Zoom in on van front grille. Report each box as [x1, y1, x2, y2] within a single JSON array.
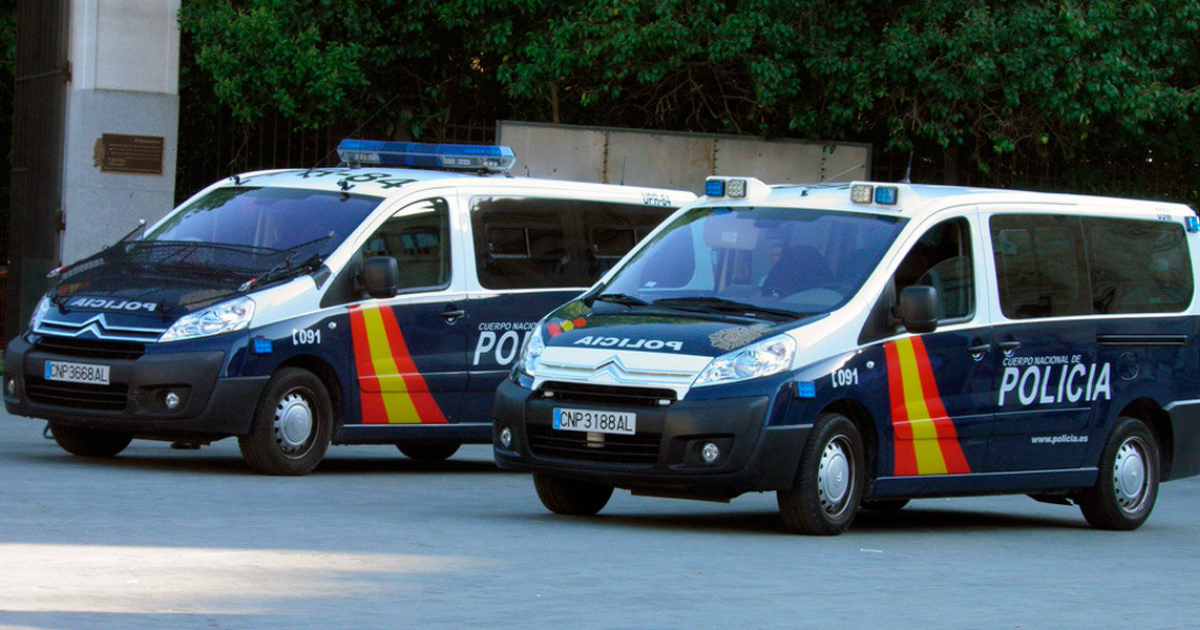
[[539, 381, 676, 407], [25, 377, 129, 412], [35, 336, 145, 361], [528, 424, 660, 465]]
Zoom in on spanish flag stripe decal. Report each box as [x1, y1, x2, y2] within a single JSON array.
[[360, 306, 422, 424], [910, 337, 970, 473], [374, 304, 447, 424], [348, 305, 446, 425], [883, 340, 919, 476], [349, 306, 390, 424], [885, 337, 971, 476]]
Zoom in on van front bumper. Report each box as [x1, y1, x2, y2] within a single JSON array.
[[492, 379, 809, 498], [3, 335, 266, 440]]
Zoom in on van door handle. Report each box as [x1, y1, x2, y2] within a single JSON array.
[[967, 342, 991, 355], [439, 308, 466, 324], [998, 340, 1021, 353]]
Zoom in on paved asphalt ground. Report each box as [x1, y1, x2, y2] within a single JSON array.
[[1, 409, 1198, 630]]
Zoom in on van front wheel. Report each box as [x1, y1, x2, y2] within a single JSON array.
[[238, 368, 332, 476], [778, 413, 865, 535], [49, 422, 132, 457], [533, 473, 613, 516], [1077, 417, 1159, 530]]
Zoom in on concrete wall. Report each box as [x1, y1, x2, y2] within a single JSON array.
[[61, 0, 180, 264], [497, 121, 872, 195]]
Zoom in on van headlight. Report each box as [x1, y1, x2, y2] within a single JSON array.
[[693, 335, 797, 387], [515, 325, 547, 377], [29, 296, 51, 331], [159, 297, 255, 342]]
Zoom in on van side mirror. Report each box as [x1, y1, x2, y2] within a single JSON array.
[[896, 285, 939, 334], [362, 256, 400, 298]]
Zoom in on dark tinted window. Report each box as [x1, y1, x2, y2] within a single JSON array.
[[1087, 217, 1193, 314], [990, 214, 1192, 318], [991, 215, 1090, 319], [471, 196, 676, 289]]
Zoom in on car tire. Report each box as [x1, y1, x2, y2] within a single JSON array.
[[861, 498, 910, 511], [778, 412, 865, 535], [1077, 417, 1159, 531], [238, 367, 333, 476], [533, 472, 614, 516], [397, 442, 461, 462], [48, 422, 132, 457]]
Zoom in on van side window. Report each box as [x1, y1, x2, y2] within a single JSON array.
[[990, 214, 1193, 318], [584, 202, 668, 278], [1087, 217, 1193, 314], [471, 197, 673, 289], [990, 215, 1090, 318], [363, 198, 451, 292], [472, 197, 574, 289], [894, 218, 974, 320]]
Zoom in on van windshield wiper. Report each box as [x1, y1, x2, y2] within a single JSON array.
[[595, 293, 650, 307], [236, 232, 336, 291], [652, 297, 801, 322]]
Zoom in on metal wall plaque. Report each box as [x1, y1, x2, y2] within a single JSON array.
[[93, 133, 164, 175]]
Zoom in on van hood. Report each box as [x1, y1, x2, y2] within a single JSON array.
[[47, 238, 324, 321], [540, 299, 819, 359], [52, 274, 234, 319]]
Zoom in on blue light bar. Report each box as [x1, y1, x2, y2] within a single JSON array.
[[874, 186, 899, 205], [1188, 216, 1199, 233], [337, 139, 515, 171], [705, 178, 726, 197]]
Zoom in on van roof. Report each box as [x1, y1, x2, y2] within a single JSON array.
[[218, 166, 697, 205], [700, 177, 1195, 220]]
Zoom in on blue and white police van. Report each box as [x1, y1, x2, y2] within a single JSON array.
[[3, 140, 694, 475], [493, 177, 1200, 534]]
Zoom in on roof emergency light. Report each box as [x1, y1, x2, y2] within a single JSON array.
[[851, 183, 900, 206], [337, 139, 516, 172], [704, 176, 770, 202]]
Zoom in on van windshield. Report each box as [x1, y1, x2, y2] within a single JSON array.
[[49, 187, 384, 313], [600, 206, 907, 318], [147, 186, 380, 252]]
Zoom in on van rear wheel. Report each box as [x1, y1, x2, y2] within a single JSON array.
[[238, 368, 332, 476], [48, 422, 132, 457], [533, 473, 613, 516], [861, 498, 909, 511], [397, 442, 461, 462], [1077, 417, 1159, 530], [778, 412, 865, 535]]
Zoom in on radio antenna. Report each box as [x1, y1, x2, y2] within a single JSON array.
[[309, 94, 403, 173], [823, 162, 865, 183], [901, 151, 914, 184]]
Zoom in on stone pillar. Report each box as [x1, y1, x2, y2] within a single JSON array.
[[61, 0, 180, 264]]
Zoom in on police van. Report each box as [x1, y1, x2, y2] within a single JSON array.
[[3, 140, 695, 475], [493, 177, 1200, 534]]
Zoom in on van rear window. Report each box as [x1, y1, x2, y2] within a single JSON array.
[[990, 214, 1193, 318]]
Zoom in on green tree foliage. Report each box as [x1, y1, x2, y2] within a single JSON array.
[[179, 0, 1200, 195]]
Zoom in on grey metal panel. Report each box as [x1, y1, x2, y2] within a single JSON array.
[[497, 121, 872, 195]]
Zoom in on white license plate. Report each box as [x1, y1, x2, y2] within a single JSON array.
[[553, 407, 636, 435], [44, 360, 111, 386]]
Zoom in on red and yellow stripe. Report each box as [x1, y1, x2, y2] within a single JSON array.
[[883, 337, 970, 476], [349, 304, 446, 425]]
